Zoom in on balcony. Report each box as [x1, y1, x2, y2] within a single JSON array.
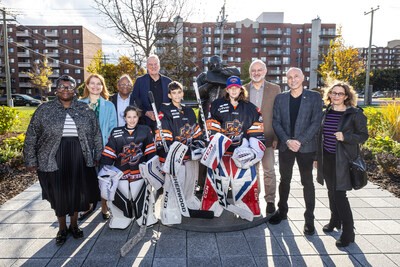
[[267, 60, 282, 66], [214, 49, 227, 55], [44, 31, 59, 37], [16, 41, 31, 47], [268, 70, 281, 75], [19, 82, 32, 88], [17, 52, 30, 58], [16, 31, 31, 37], [268, 50, 282, 55], [18, 73, 30, 78], [45, 41, 59, 47], [18, 62, 31, 67], [319, 40, 331, 46], [263, 40, 282, 46], [320, 31, 336, 37], [46, 52, 60, 58], [261, 29, 283, 36]]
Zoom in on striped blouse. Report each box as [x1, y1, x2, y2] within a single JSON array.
[[62, 113, 78, 137], [323, 109, 344, 153]]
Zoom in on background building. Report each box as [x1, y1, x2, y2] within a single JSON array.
[[0, 25, 101, 96], [155, 12, 336, 90], [358, 40, 400, 70]]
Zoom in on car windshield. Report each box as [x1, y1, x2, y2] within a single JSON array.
[[20, 94, 36, 100]]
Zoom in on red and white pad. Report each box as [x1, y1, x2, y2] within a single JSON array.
[[200, 133, 232, 169], [231, 163, 261, 217]]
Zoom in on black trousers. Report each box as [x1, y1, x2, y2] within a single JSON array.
[[323, 150, 354, 234], [278, 149, 315, 225]]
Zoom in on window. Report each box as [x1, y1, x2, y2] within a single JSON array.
[[33, 29, 38, 34], [72, 29, 80, 34], [63, 39, 68, 44], [261, 57, 266, 62], [252, 48, 259, 53], [236, 28, 241, 34], [74, 39, 80, 44], [236, 57, 241, 63], [297, 38, 302, 44], [77, 79, 81, 84], [254, 28, 259, 34], [8, 38, 13, 43], [74, 59, 81, 64], [64, 49, 69, 54], [74, 49, 80, 54], [235, 47, 241, 53], [189, 37, 197, 43], [64, 69, 70, 74], [34, 49, 39, 53], [64, 59, 69, 64], [282, 57, 290, 64], [75, 69, 81, 74], [10, 58, 14, 63], [43, 49, 48, 53], [307, 28, 312, 33], [307, 37, 311, 43], [9, 48, 14, 53], [252, 38, 259, 44], [11, 68, 15, 73], [296, 28, 303, 34], [34, 39, 39, 44], [235, 38, 241, 44], [63, 29, 68, 34]]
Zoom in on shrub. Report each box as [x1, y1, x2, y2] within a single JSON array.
[[381, 102, 400, 142], [375, 152, 400, 180], [0, 134, 25, 166], [364, 135, 400, 157], [0, 106, 20, 134]]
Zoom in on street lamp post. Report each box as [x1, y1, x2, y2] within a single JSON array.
[[364, 6, 380, 106]]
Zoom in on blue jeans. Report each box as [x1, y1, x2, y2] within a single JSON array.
[[278, 149, 315, 225]]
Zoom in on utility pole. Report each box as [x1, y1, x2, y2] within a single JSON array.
[[2, 8, 12, 106], [364, 6, 379, 106], [216, 0, 227, 59]]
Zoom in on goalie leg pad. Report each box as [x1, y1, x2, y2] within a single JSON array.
[[230, 163, 261, 217], [162, 142, 188, 176], [200, 168, 223, 217], [129, 179, 158, 226], [201, 133, 232, 169], [98, 165, 124, 201], [108, 180, 133, 229], [160, 176, 182, 225], [182, 161, 201, 210], [139, 155, 165, 190]]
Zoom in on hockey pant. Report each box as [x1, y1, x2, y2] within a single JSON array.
[[108, 178, 157, 229], [201, 155, 260, 217]]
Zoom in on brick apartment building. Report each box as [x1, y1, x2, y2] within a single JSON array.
[[155, 12, 336, 90], [0, 25, 101, 96], [358, 40, 400, 70]]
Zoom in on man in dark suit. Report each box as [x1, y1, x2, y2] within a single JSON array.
[[129, 55, 172, 131], [244, 59, 281, 215], [270, 67, 322, 236], [111, 74, 133, 127]]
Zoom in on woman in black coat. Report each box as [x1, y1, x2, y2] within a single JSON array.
[[316, 82, 368, 247]]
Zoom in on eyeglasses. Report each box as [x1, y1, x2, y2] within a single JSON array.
[[119, 83, 132, 87], [330, 92, 346, 97], [57, 85, 75, 91]]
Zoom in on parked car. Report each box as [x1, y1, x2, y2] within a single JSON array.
[[0, 94, 42, 106], [372, 91, 385, 98]]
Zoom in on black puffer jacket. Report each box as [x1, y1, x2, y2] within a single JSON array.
[[316, 106, 369, 191]]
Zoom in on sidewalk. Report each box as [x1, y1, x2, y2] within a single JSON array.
[[1, 158, 400, 267]]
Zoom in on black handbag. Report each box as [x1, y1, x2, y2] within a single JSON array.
[[343, 146, 368, 190]]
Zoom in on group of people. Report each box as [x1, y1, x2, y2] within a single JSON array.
[[23, 54, 368, 249]]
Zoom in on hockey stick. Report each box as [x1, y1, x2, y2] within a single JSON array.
[[193, 82, 210, 142], [212, 168, 254, 221], [148, 91, 169, 152], [120, 182, 152, 257]]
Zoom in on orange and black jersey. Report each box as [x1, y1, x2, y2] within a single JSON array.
[[156, 102, 203, 162], [207, 98, 265, 153], [100, 124, 156, 181]]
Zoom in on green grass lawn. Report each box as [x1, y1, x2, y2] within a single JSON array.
[[11, 107, 36, 133]]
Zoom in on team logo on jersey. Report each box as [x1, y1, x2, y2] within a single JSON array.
[[119, 142, 144, 166], [224, 119, 243, 145], [176, 123, 195, 145]]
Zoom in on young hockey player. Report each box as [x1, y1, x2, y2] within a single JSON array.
[[201, 76, 266, 219], [156, 81, 205, 224], [100, 106, 158, 229]]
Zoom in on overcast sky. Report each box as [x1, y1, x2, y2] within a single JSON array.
[[3, 0, 399, 62]]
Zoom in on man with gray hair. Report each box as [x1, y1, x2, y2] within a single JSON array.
[[244, 59, 281, 215], [111, 74, 134, 126]]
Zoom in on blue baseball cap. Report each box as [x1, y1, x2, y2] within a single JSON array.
[[226, 76, 242, 89]]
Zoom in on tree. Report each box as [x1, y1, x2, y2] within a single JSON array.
[[24, 57, 53, 100], [93, 0, 189, 63], [85, 54, 145, 95], [318, 28, 364, 86]]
